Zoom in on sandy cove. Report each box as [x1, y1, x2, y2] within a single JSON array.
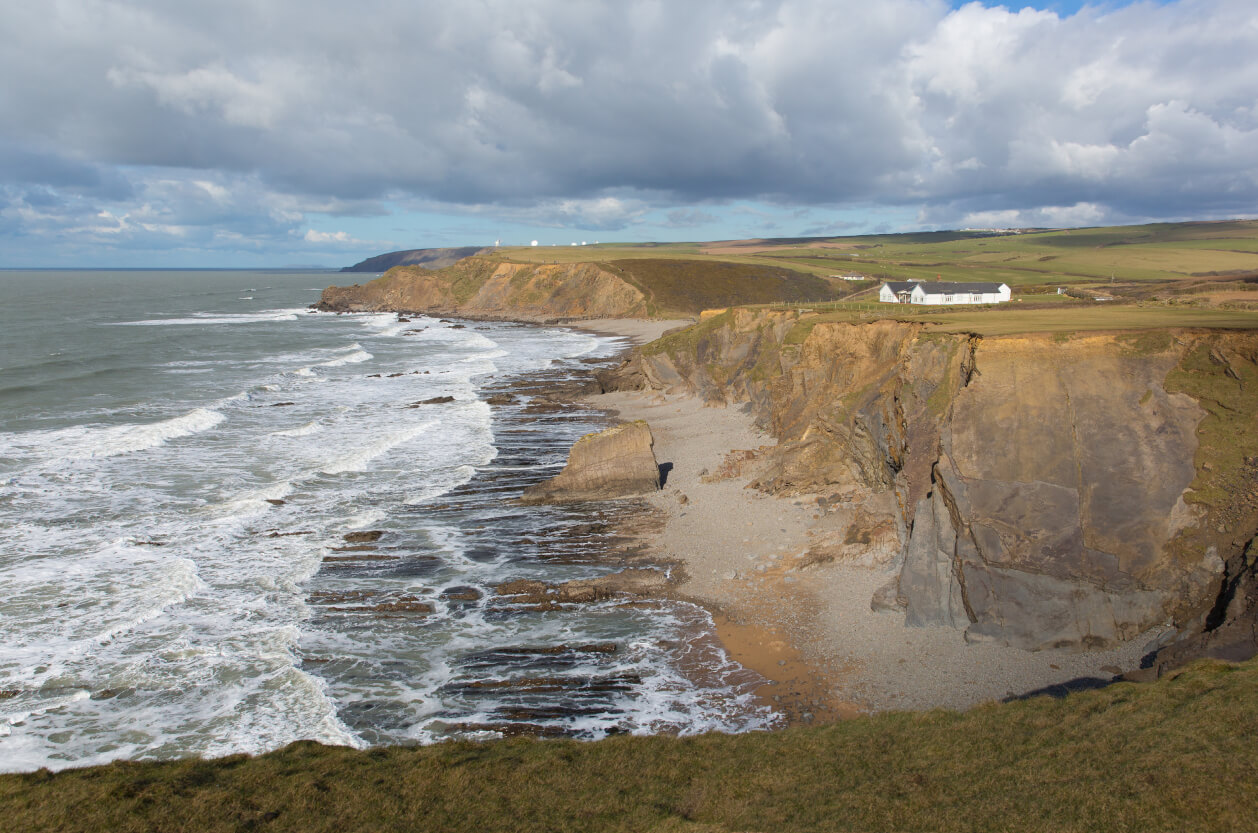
[[570, 319, 1166, 725]]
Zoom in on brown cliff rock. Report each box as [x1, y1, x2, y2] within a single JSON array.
[[904, 334, 1209, 650], [317, 256, 647, 322], [494, 569, 670, 605], [630, 308, 1258, 655], [519, 421, 662, 504]]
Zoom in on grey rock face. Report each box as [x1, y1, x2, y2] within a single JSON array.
[[899, 336, 1207, 651], [520, 421, 662, 504]]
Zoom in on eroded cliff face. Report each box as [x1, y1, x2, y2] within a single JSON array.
[[618, 309, 1258, 655], [910, 335, 1211, 650], [317, 257, 647, 321]]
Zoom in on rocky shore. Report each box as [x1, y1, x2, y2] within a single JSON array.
[[311, 306, 1258, 729], [562, 314, 1257, 720], [509, 319, 1150, 723], [591, 387, 1163, 716]]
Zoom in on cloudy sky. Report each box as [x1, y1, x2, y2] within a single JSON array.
[[2, 0, 1255, 267]]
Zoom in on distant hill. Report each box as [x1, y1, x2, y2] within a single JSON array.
[[318, 254, 842, 320], [340, 247, 490, 273]]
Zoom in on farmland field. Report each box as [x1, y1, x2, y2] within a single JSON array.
[[500, 220, 1258, 294]]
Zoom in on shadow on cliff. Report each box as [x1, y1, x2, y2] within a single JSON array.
[[1001, 675, 1118, 703], [658, 462, 673, 487]]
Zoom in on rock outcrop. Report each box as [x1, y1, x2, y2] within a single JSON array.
[[623, 308, 1258, 655], [319, 255, 837, 321], [495, 568, 670, 607], [900, 335, 1210, 650], [520, 421, 662, 504], [318, 256, 648, 322]]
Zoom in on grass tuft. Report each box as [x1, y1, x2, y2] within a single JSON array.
[[4, 658, 1257, 832]]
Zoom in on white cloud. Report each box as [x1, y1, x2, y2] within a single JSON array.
[[303, 229, 362, 244], [958, 202, 1108, 229], [2, 0, 1257, 260]]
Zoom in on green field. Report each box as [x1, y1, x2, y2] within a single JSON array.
[[744, 221, 1258, 288], [3, 658, 1255, 832], [501, 220, 1258, 291], [767, 299, 1258, 339], [605, 258, 839, 316]]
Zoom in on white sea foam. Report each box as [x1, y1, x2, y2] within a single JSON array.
[[342, 508, 388, 530], [88, 557, 204, 646], [462, 348, 509, 362], [195, 666, 366, 759], [419, 328, 499, 351], [319, 419, 437, 474], [403, 464, 478, 506], [0, 408, 227, 466], [110, 308, 307, 326], [317, 350, 372, 368], [0, 546, 204, 682], [213, 481, 295, 518], [83, 408, 226, 459], [1, 295, 749, 771], [270, 421, 321, 438]]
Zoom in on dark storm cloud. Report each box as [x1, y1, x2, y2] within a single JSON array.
[[1, 0, 1256, 255]]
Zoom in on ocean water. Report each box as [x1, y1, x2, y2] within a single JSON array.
[[0, 270, 774, 773]]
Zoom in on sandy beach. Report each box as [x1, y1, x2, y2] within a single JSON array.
[[567, 317, 693, 345], [576, 319, 1170, 724]]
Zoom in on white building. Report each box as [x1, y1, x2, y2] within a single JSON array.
[[879, 280, 1011, 305]]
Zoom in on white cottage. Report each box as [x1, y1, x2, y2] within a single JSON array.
[[879, 280, 1010, 305]]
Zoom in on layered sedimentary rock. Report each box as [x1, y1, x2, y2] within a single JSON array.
[[320, 254, 837, 321], [901, 336, 1209, 649], [318, 256, 647, 322], [520, 421, 662, 504], [621, 309, 1258, 655], [495, 568, 670, 606]]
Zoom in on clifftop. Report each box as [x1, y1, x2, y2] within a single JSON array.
[[317, 255, 838, 320]]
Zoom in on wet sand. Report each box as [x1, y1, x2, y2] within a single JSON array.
[[577, 321, 1169, 723], [567, 318, 692, 345]]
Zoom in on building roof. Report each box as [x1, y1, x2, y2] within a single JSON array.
[[882, 281, 1006, 294], [882, 281, 919, 294]]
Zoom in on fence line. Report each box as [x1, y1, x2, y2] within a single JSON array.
[[767, 299, 930, 318]]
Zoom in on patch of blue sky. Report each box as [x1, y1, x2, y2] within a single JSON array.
[[950, 0, 1168, 13]]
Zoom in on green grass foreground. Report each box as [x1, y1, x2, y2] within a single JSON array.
[[4, 659, 1257, 832]]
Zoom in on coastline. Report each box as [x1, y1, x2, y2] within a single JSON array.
[[563, 317, 693, 346], [571, 317, 1169, 724]]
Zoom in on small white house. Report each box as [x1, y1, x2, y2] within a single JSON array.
[[879, 280, 1011, 305]]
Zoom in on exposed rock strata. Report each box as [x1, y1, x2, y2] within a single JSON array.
[[620, 308, 1258, 655], [520, 421, 662, 504], [318, 256, 647, 322], [495, 568, 670, 607], [319, 254, 835, 321]]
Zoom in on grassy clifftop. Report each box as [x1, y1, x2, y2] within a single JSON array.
[[323, 220, 1258, 320], [318, 255, 839, 319], [496, 219, 1258, 292], [3, 657, 1255, 832], [606, 258, 836, 316]]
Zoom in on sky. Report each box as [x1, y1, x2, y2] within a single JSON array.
[[1, 0, 1254, 268]]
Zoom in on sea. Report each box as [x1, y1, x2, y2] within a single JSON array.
[[0, 269, 775, 773]]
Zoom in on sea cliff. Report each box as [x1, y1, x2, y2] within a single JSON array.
[[318, 256, 648, 321], [600, 308, 1258, 661], [316, 255, 838, 320]]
